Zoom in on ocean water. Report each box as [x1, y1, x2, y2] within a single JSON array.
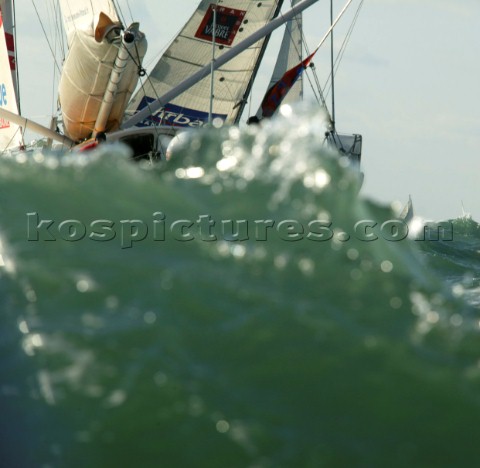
[[1, 108, 480, 467]]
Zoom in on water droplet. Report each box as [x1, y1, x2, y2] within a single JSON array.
[[450, 314, 463, 327], [274, 255, 288, 270], [18, 319, 29, 334], [426, 311, 439, 324], [216, 156, 238, 172], [380, 260, 393, 273], [298, 258, 314, 276], [212, 117, 224, 128], [154, 372, 168, 387], [347, 248, 359, 260], [105, 295, 119, 309], [216, 420, 230, 433], [280, 104, 293, 117], [232, 245, 246, 259], [350, 268, 362, 281], [144, 311, 157, 325], [390, 297, 402, 309], [105, 389, 127, 407], [452, 283, 464, 297]]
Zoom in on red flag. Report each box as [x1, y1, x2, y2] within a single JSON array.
[[260, 51, 316, 118]]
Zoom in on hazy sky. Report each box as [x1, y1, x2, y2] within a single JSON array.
[[12, 0, 480, 221]]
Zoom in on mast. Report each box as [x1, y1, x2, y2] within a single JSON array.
[[208, 4, 217, 125], [234, 0, 285, 124]]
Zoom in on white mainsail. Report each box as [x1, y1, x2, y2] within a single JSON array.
[[126, 0, 283, 129], [0, 4, 22, 150], [57, 0, 147, 141]]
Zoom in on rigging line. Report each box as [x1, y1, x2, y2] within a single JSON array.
[[330, 0, 335, 124], [256, 0, 304, 104], [296, 22, 325, 108], [12, 0, 21, 113], [2, 126, 21, 152], [124, 42, 147, 87], [307, 63, 327, 107], [143, 23, 184, 71], [286, 0, 325, 107], [284, 0, 304, 59], [298, 38, 327, 108], [324, 1, 362, 96], [323, 0, 363, 98], [112, 0, 127, 26], [46, 0, 58, 117], [53, 0, 65, 115], [131, 60, 167, 134], [30, 0, 62, 74], [53, 0, 66, 61], [125, 0, 134, 24]]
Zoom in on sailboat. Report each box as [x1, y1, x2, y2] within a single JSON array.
[[0, 0, 363, 167]]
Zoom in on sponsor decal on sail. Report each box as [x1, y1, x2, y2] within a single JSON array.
[[195, 5, 246, 46], [135, 97, 227, 128]]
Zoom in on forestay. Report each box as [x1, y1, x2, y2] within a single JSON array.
[[126, 0, 283, 129]]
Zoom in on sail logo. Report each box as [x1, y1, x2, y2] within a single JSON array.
[[0, 83, 10, 129], [195, 5, 246, 45], [0, 83, 7, 106], [135, 97, 226, 129]]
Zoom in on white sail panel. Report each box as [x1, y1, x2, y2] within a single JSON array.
[[127, 1, 282, 128], [0, 8, 22, 150], [0, 0, 18, 103], [58, 0, 119, 46]]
